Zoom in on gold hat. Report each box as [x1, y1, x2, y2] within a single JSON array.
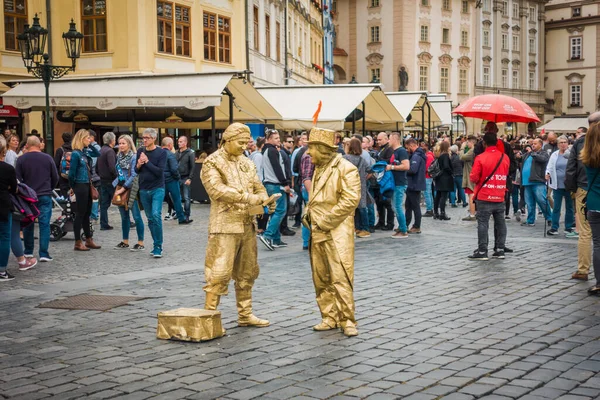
[[307, 127, 337, 149], [222, 123, 251, 143]]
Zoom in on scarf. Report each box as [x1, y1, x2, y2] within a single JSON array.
[[117, 150, 134, 177]]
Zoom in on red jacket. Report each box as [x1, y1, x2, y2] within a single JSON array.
[[425, 151, 435, 178], [470, 145, 510, 203]]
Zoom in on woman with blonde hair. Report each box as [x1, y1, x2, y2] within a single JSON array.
[[68, 129, 101, 251], [581, 123, 600, 295], [112, 135, 145, 251], [4, 134, 19, 167]]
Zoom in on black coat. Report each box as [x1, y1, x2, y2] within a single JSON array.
[[434, 153, 454, 192]]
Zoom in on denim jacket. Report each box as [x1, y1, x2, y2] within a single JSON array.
[[68, 147, 101, 187], [112, 154, 138, 189]]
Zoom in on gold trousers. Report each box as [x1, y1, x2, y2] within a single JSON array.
[[575, 188, 592, 274], [310, 239, 356, 328], [204, 224, 259, 295]]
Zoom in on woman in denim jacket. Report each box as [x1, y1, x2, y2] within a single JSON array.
[[112, 135, 145, 251], [68, 129, 101, 251]]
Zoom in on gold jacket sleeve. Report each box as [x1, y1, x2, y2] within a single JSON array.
[[317, 162, 361, 232], [201, 158, 250, 204]]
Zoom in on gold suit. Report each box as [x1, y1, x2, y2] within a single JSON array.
[[306, 153, 361, 333], [201, 138, 269, 327]]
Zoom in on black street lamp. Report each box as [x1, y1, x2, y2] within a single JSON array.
[[17, 14, 83, 154]]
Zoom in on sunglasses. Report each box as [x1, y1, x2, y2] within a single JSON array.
[[286, 140, 294, 143]]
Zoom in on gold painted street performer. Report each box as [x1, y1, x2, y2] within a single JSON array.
[[303, 127, 361, 337], [200, 123, 274, 328]]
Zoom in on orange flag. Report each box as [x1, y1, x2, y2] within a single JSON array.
[[312, 101, 322, 125]]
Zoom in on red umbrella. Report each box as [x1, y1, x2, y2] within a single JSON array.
[[452, 94, 540, 123]]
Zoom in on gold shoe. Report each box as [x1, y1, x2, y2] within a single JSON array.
[[343, 325, 358, 337], [313, 321, 337, 331], [238, 314, 270, 327]]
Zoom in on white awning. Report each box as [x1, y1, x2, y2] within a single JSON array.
[[384, 92, 441, 128], [537, 117, 589, 133], [429, 100, 453, 126], [2, 72, 281, 125], [256, 84, 404, 131]]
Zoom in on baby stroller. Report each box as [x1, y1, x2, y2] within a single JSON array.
[[50, 190, 94, 241]]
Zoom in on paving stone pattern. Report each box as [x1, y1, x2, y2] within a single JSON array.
[[1, 204, 599, 399]]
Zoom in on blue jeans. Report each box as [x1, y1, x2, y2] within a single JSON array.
[[449, 176, 466, 205], [301, 185, 310, 247], [165, 180, 185, 222], [119, 202, 144, 242], [0, 217, 11, 272], [357, 208, 369, 231], [511, 184, 520, 213], [180, 180, 192, 219], [139, 188, 165, 251], [425, 178, 433, 211], [393, 185, 408, 233], [264, 184, 286, 243], [100, 183, 115, 229], [23, 195, 52, 258], [11, 215, 24, 258], [551, 188, 575, 231], [367, 187, 376, 227], [524, 184, 551, 224]]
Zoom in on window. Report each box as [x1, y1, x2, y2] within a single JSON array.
[[253, 6, 259, 50], [419, 66, 428, 91], [420, 25, 429, 42], [529, 6, 536, 19], [502, 33, 508, 50], [442, 0, 450, 10], [502, 1, 508, 16], [512, 3, 519, 19], [512, 70, 518, 88], [371, 68, 381, 82], [421, 0, 429, 6], [483, 0, 490, 12], [529, 71, 535, 89], [332, 0, 337, 12], [4, 0, 27, 51], [370, 26, 380, 43], [370, 0, 380, 7], [157, 2, 190, 57], [203, 12, 231, 63], [81, 0, 107, 52], [483, 30, 490, 47], [461, 30, 468, 47], [440, 67, 449, 92], [570, 37, 582, 59], [512, 35, 519, 51], [265, 14, 271, 57], [483, 67, 490, 87], [502, 69, 508, 88], [462, 1, 469, 13], [529, 37, 535, 53], [572, 7, 581, 17], [442, 28, 450, 44], [459, 69, 468, 93], [570, 85, 581, 106], [276, 21, 281, 62]]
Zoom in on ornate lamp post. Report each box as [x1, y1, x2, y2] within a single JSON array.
[[17, 14, 83, 154]]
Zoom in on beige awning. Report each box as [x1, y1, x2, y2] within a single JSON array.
[[537, 117, 589, 133], [429, 99, 453, 126], [385, 92, 441, 127], [2, 72, 281, 126], [256, 84, 404, 131]]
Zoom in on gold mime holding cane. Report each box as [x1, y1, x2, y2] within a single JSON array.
[[200, 123, 277, 328], [304, 127, 361, 337]]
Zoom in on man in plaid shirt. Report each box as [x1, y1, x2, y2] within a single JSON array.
[[300, 151, 315, 250]]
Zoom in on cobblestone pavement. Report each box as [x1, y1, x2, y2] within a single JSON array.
[[1, 203, 599, 400]]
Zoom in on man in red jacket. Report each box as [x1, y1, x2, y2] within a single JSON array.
[[468, 132, 510, 261]]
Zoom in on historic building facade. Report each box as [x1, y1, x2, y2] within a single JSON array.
[[544, 0, 600, 118], [248, 0, 286, 86]]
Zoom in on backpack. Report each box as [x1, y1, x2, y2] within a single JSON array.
[[427, 158, 442, 179], [60, 151, 72, 179], [371, 161, 395, 199]]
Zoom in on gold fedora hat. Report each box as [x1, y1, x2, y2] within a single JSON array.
[[307, 127, 337, 149]]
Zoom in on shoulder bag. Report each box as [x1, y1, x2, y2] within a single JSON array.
[[83, 153, 99, 201]]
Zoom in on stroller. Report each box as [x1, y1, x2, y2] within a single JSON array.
[[50, 190, 94, 241]]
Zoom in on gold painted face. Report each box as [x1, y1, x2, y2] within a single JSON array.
[[307, 144, 333, 167], [223, 136, 250, 156]]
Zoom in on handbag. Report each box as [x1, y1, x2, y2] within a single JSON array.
[[112, 186, 130, 209], [427, 159, 442, 179], [83, 156, 99, 200]]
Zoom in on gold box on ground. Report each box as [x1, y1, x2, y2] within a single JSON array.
[[156, 308, 224, 342]]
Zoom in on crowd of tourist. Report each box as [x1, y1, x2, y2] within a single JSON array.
[[1, 121, 599, 296]]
